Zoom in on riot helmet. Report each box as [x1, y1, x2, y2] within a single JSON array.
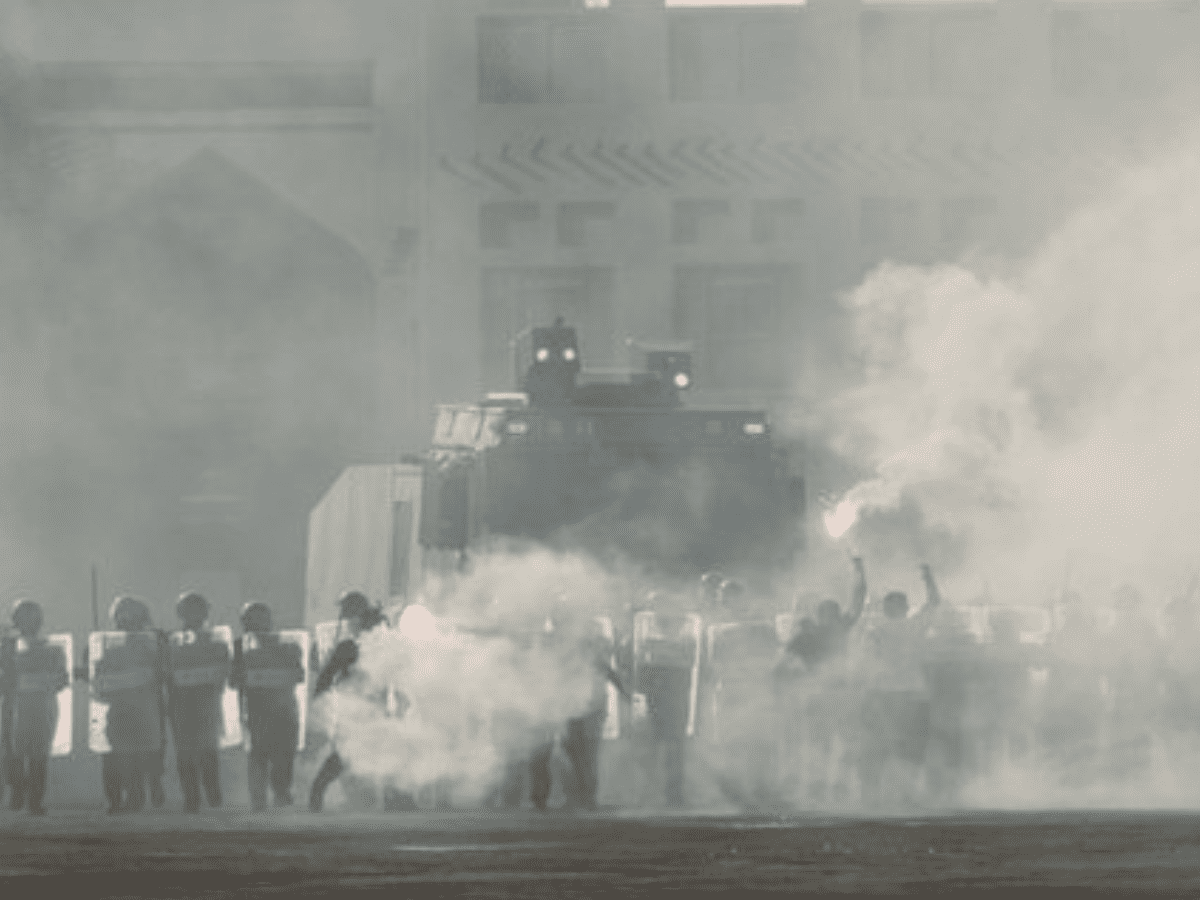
[[176, 592, 210, 629], [338, 590, 385, 633], [11, 598, 43, 637], [338, 590, 371, 621], [882, 591, 909, 620], [816, 599, 842, 627], [240, 601, 272, 633], [110, 595, 151, 631], [718, 579, 746, 606], [699, 571, 724, 601]]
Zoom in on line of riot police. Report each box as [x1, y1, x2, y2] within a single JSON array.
[[6, 567, 1197, 815], [0, 592, 311, 815]]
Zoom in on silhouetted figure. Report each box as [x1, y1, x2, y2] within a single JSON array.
[[859, 564, 942, 808], [232, 602, 305, 811], [168, 593, 229, 813], [308, 591, 387, 813], [95, 596, 167, 814], [2, 600, 69, 815]]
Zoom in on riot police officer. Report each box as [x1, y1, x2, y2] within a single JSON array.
[[231, 602, 305, 811], [1, 600, 69, 815], [96, 596, 168, 813], [308, 590, 387, 812], [168, 592, 230, 813]]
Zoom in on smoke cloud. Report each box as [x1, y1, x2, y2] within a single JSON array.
[[817, 126, 1200, 607], [314, 546, 623, 805]]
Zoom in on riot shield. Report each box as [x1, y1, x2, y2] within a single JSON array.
[[240, 630, 310, 752], [168, 625, 240, 749], [88, 631, 164, 756], [13, 634, 73, 757], [632, 611, 702, 738]]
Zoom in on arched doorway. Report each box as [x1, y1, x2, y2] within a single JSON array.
[[33, 148, 378, 625]]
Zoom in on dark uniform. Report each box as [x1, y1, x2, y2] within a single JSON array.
[[308, 591, 387, 812], [231, 602, 305, 811], [168, 593, 230, 813], [96, 596, 168, 814], [775, 558, 867, 802], [633, 610, 699, 808], [2, 601, 69, 814], [530, 621, 627, 812]]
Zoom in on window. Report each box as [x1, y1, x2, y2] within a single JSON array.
[[672, 199, 732, 244], [669, 12, 804, 102], [1051, 9, 1127, 95], [861, 8, 996, 98], [931, 10, 997, 97], [861, 11, 929, 97], [751, 199, 805, 244], [480, 201, 539, 250], [479, 17, 606, 104], [1050, 7, 1181, 97], [673, 264, 798, 390], [557, 201, 615, 248], [739, 17, 802, 102]]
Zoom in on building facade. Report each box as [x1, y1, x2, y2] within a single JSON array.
[[1, 0, 1196, 628]]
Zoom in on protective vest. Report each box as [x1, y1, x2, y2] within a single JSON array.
[[13, 639, 69, 696], [243, 636, 304, 690], [169, 630, 231, 688], [90, 631, 165, 754]]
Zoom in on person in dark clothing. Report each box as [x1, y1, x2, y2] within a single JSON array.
[[531, 619, 629, 812], [776, 557, 867, 802], [859, 564, 943, 808], [96, 596, 167, 814], [784, 557, 867, 671], [168, 593, 229, 813], [231, 602, 305, 811], [631, 609, 699, 808], [308, 591, 388, 813], [1, 600, 69, 815]]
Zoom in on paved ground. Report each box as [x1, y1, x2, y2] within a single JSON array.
[[4, 807, 1200, 897]]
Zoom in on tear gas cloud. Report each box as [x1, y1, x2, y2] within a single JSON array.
[[815, 126, 1200, 608], [315, 547, 622, 804], [325, 130, 1200, 813]]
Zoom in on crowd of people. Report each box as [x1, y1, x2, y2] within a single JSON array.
[[1, 560, 1198, 815]]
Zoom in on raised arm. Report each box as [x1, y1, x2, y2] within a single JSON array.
[[915, 564, 943, 624], [843, 557, 868, 627]]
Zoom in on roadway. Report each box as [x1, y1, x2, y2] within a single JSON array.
[[4, 807, 1200, 897]]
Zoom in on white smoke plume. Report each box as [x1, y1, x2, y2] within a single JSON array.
[[819, 129, 1200, 607], [314, 546, 625, 805]]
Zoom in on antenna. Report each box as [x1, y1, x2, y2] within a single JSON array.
[[91, 564, 99, 631]]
